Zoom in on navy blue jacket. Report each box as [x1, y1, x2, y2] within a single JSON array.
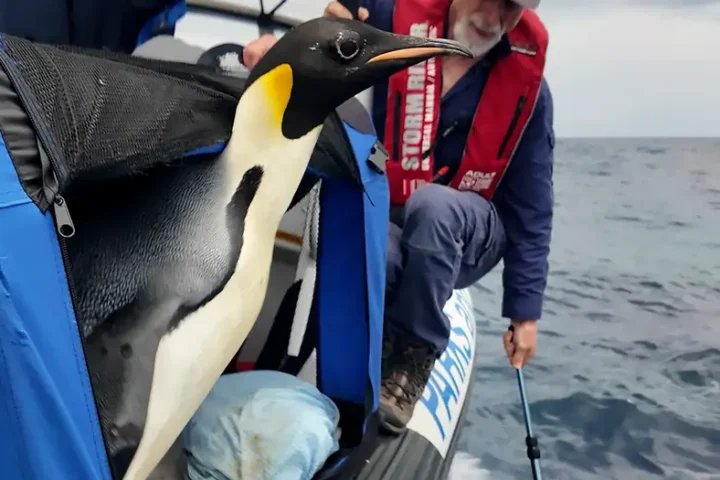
[[0, 0, 179, 53], [361, 0, 555, 321]]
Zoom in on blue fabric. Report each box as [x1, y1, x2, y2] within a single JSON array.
[[183, 371, 340, 480], [346, 124, 387, 415], [0, 0, 183, 54], [184, 141, 228, 158], [317, 171, 367, 406], [0, 0, 70, 45], [136, 0, 188, 48], [361, 0, 555, 321], [0, 137, 111, 479], [315, 121, 386, 418]]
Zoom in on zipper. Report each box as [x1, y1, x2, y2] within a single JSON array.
[[497, 95, 526, 159], [50, 194, 84, 467], [0, 46, 67, 210], [53, 194, 75, 238], [421, 120, 465, 184], [489, 92, 540, 201], [1, 38, 114, 475], [37, 137, 76, 238], [7, 49, 88, 448], [54, 197, 80, 335], [43, 148, 78, 309], [0, 46, 80, 310]]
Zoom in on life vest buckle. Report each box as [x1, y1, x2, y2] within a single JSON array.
[[367, 140, 389, 175]]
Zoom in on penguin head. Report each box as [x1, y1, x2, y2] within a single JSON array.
[[244, 17, 473, 139]]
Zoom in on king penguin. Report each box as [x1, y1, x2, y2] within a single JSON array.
[[71, 16, 471, 480]]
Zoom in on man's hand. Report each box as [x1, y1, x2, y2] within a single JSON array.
[[242, 34, 278, 70], [323, 1, 370, 21], [502, 320, 537, 369]]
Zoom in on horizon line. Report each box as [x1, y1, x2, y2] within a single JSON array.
[[555, 136, 720, 140]]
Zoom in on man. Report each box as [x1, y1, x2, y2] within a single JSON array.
[[243, 0, 554, 435]]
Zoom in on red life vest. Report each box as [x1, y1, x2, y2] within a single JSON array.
[[383, 1, 548, 205]]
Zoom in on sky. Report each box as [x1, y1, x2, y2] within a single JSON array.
[[175, 0, 720, 138]]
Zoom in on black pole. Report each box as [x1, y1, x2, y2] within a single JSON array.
[[516, 368, 543, 480]]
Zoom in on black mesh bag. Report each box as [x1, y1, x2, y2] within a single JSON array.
[[0, 33, 242, 207]]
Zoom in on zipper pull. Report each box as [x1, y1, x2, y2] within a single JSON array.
[[431, 166, 450, 183], [422, 120, 461, 160], [53, 195, 75, 238]]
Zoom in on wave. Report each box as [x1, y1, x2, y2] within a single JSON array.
[[448, 451, 494, 480]]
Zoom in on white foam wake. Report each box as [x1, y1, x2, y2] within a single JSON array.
[[448, 451, 493, 480]]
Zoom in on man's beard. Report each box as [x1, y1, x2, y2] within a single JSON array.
[[451, 15, 503, 58]]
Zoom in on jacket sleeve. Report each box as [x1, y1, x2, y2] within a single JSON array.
[[494, 77, 555, 321], [360, 0, 393, 30]]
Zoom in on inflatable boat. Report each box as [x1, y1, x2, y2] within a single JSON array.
[[0, 2, 478, 479]]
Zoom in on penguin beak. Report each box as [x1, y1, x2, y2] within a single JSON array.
[[366, 35, 473, 65]]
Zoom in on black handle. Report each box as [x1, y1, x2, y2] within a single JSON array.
[[338, 0, 361, 19]]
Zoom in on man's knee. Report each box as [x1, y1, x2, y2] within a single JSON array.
[[402, 184, 503, 260], [406, 183, 499, 224], [399, 184, 471, 255], [404, 184, 462, 228], [403, 184, 497, 234]]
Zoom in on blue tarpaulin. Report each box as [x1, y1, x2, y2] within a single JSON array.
[[0, 137, 113, 480], [317, 123, 387, 419]]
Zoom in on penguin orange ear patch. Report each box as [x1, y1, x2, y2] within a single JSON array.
[[258, 63, 294, 129]]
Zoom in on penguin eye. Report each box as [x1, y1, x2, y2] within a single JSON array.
[[332, 31, 361, 61]]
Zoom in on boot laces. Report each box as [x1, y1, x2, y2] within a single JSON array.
[[382, 339, 435, 406]]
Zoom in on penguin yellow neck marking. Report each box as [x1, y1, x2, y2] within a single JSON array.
[[257, 63, 293, 130]]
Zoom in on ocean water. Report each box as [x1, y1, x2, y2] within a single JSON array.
[[452, 138, 720, 480]]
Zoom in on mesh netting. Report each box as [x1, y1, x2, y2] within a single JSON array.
[[0, 34, 243, 192], [52, 43, 248, 99]]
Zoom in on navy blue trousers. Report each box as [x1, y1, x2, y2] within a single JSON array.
[[385, 184, 506, 357]]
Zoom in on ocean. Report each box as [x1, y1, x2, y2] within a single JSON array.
[[450, 138, 720, 479]]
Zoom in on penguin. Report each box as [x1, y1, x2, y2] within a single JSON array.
[[65, 16, 472, 480]]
